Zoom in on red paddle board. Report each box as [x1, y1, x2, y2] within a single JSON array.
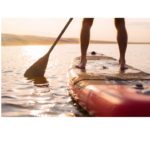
[[67, 54, 150, 116]]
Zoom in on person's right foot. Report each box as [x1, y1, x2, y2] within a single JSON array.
[[119, 59, 128, 70]]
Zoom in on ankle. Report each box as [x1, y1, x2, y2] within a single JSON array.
[[80, 58, 87, 63], [119, 58, 125, 64]]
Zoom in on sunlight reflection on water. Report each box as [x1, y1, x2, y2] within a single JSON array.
[[2, 44, 150, 117], [22, 46, 48, 60], [2, 44, 84, 117]]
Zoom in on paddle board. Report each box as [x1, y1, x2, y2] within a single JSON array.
[[67, 54, 150, 116]]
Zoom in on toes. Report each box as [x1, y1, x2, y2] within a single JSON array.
[[75, 65, 85, 70], [120, 65, 128, 71]]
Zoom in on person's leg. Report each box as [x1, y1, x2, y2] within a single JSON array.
[[115, 18, 128, 70], [77, 18, 94, 69]]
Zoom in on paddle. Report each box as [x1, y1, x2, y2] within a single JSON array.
[[24, 18, 73, 77]]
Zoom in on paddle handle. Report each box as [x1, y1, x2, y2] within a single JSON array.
[[47, 18, 73, 55]]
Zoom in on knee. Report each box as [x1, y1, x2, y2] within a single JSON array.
[[115, 18, 126, 31], [82, 18, 94, 29]]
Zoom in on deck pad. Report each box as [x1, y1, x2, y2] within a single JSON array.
[[69, 55, 150, 84]]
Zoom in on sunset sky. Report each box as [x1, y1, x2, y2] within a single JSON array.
[[2, 18, 150, 42]]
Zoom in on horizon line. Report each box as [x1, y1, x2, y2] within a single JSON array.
[[2, 33, 150, 44]]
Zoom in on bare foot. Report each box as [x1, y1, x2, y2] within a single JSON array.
[[119, 59, 128, 70], [120, 64, 128, 71], [75, 65, 85, 70], [75, 59, 87, 70]]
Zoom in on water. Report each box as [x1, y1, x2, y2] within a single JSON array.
[[1, 44, 150, 117]]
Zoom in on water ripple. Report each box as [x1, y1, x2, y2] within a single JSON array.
[[2, 44, 150, 117]]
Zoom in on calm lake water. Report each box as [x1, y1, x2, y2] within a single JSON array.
[[2, 44, 150, 117]]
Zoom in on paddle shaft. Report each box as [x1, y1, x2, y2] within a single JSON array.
[[24, 18, 73, 77], [47, 18, 73, 55]]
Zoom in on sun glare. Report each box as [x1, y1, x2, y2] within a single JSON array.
[[22, 46, 49, 60]]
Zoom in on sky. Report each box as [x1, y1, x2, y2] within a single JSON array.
[[2, 18, 150, 42]]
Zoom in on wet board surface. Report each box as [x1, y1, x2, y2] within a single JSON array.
[[67, 54, 150, 116]]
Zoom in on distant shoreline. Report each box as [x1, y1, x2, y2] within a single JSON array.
[[2, 33, 150, 46]]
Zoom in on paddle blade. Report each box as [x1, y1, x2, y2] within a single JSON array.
[[24, 19, 73, 78], [24, 54, 49, 77]]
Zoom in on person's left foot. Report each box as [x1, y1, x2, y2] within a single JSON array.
[[75, 65, 85, 70], [75, 59, 87, 70]]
